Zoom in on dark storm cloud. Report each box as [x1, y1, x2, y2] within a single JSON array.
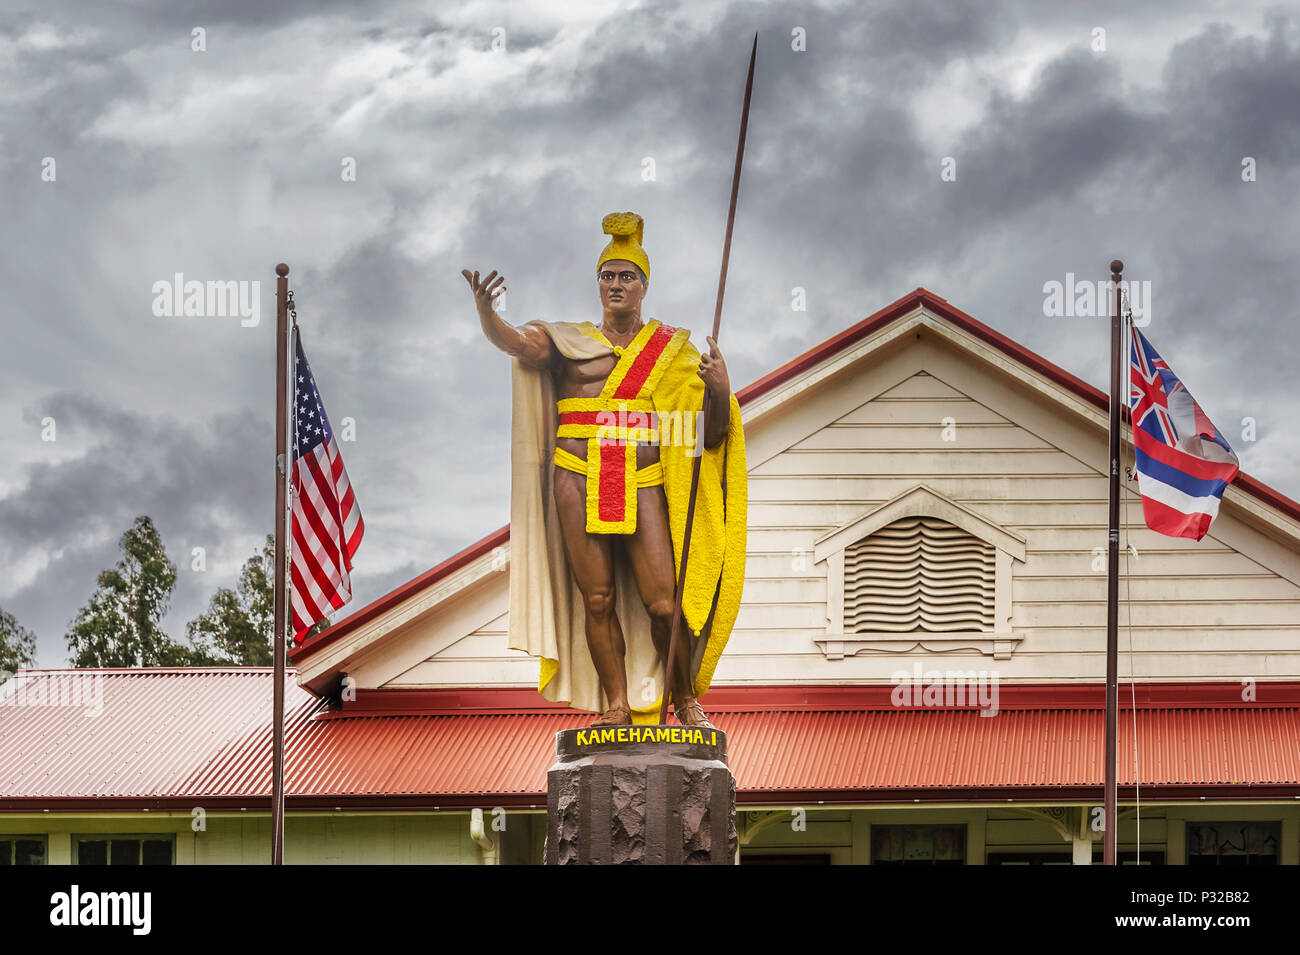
[[1161, 15, 1300, 175], [719, 11, 1300, 443], [944, 51, 1143, 221], [1, 0, 379, 40], [0, 393, 268, 663], [2, 1, 1297, 666], [5, 395, 261, 544]]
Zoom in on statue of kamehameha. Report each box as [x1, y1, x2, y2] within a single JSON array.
[[463, 212, 747, 727]]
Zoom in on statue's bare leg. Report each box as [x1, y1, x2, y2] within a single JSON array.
[[553, 466, 630, 725], [624, 483, 712, 727]]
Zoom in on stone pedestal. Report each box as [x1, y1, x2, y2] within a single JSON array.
[[545, 725, 737, 864]]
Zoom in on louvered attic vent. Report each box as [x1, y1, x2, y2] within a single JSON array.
[[843, 516, 995, 633]]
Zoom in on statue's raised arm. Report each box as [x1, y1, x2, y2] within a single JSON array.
[[462, 268, 552, 368]]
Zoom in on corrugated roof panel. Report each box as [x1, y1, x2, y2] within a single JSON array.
[[0, 669, 314, 799], [3, 670, 1299, 804]]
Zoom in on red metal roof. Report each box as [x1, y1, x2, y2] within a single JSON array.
[[291, 287, 1300, 667], [0, 669, 321, 802], [4, 672, 1299, 810]]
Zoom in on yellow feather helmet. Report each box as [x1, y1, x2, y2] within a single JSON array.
[[596, 212, 649, 280]]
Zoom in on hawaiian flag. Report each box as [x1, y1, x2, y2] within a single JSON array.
[[1129, 328, 1239, 540], [291, 330, 364, 641]]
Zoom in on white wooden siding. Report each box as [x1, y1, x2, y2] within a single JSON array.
[[376, 322, 1300, 689]]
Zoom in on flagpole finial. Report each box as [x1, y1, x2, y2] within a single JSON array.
[[276, 263, 289, 277], [1109, 259, 1123, 276]]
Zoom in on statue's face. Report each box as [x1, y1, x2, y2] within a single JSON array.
[[597, 258, 647, 315]]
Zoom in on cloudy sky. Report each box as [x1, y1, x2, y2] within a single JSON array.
[[2, 0, 1297, 666]]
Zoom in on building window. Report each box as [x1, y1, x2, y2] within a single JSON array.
[[1187, 822, 1279, 866], [1091, 851, 1164, 865], [74, 835, 174, 865], [741, 854, 832, 865], [871, 825, 965, 865], [0, 836, 47, 865], [988, 852, 1073, 866], [987, 851, 1165, 865]]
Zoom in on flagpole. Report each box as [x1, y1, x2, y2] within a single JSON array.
[[1104, 258, 1124, 866], [658, 34, 757, 725], [272, 262, 291, 865]]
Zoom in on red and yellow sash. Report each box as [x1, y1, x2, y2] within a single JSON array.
[[555, 319, 689, 533]]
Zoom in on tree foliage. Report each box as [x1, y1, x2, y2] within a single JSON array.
[[187, 535, 276, 665], [0, 606, 38, 678], [66, 519, 330, 669], [187, 534, 328, 666], [66, 516, 196, 667]]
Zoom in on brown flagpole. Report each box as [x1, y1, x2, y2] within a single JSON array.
[[1104, 259, 1124, 865], [272, 262, 291, 864], [659, 35, 757, 725]]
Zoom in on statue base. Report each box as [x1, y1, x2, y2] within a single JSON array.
[[544, 725, 737, 864]]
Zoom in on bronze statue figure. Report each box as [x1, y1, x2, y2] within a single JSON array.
[[464, 212, 747, 727]]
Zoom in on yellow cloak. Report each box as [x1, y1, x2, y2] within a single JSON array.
[[507, 319, 747, 724]]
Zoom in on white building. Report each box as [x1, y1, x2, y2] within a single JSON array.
[[4, 288, 1298, 864]]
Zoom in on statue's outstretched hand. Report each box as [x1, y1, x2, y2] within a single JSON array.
[[463, 268, 549, 367], [462, 268, 505, 321]]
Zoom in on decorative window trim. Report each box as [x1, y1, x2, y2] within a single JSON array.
[[813, 485, 1026, 661]]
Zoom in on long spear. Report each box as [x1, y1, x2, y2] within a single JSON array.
[[660, 35, 757, 725]]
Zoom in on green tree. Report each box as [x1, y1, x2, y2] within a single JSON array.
[[187, 535, 275, 665], [187, 534, 328, 666], [66, 516, 198, 667], [0, 606, 38, 680]]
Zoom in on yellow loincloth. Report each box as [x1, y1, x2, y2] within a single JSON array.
[[553, 446, 664, 487]]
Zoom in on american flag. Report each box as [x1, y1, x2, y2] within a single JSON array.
[[291, 330, 364, 642]]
